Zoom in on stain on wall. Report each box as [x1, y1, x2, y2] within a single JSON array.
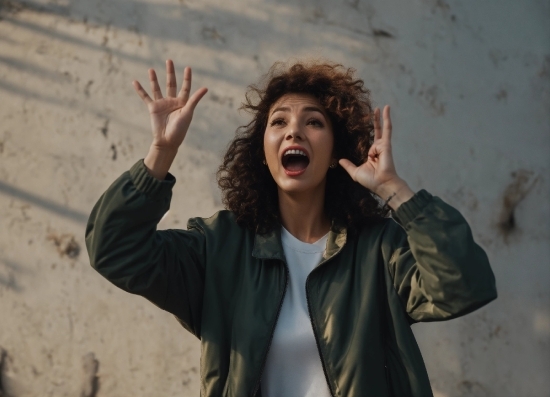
[[497, 169, 540, 242]]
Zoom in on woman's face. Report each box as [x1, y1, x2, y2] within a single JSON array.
[[264, 93, 335, 195]]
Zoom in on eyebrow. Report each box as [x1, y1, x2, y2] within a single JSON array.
[[270, 106, 326, 117]]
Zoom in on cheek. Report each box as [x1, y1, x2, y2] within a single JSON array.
[[263, 131, 280, 165], [316, 134, 335, 164]]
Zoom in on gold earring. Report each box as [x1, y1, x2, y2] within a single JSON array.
[[329, 162, 337, 169]]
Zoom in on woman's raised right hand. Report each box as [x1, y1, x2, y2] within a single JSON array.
[[133, 60, 208, 179]]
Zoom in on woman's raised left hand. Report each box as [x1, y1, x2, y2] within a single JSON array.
[[339, 105, 414, 210]]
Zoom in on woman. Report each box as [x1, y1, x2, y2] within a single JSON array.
[[85, 60, 497, 397]]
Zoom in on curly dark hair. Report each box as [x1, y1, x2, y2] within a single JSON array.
[[217, 60, 389, 234]]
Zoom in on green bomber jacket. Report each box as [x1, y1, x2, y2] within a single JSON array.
[[85, 159, 497, 397]]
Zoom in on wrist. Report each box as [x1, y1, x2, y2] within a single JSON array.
[[375, 178, 414, 211], [144, 145, 178, 180]]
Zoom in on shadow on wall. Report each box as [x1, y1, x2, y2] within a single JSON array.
[[0, 180, 89, 224], [1, 0, 391, 60], [0, 0, 393, 106]]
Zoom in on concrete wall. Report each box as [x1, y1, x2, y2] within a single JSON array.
[[0, 0, 548, 395]]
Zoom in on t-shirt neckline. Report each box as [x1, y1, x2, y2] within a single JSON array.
[[281, 226, 329, 254]]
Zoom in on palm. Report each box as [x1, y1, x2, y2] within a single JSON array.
[[133, 60, 208, 150], [148, 98, 194, 148], [339, 106, 399, 196]]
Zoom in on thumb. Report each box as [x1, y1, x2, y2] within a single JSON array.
[[187, 87, 208, 111], [338, 159, 358, 181]]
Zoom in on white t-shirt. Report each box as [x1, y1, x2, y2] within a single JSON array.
[[261, 226, 332, 397]]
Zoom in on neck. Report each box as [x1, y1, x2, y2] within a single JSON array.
[[277, 184, 331, 243]]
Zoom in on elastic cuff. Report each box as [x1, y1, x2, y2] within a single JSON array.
[[129, 159, 176, 201], [393, 189, 433, 226]]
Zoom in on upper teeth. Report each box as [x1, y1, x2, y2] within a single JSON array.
[[284, 149, 307, 157]]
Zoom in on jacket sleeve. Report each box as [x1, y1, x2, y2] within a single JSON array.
[[383, 190, 497, 322], [85, 159, 206, 337]]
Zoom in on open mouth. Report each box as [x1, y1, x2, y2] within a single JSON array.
[[282, 148, 310, 175]]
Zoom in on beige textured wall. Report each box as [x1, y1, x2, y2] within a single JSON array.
[[0, 0, 549, 396]]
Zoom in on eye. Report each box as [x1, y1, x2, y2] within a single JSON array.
[[307, 118, 324, 127], [270, 118, 286, 127]]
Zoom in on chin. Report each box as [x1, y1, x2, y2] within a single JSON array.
[[275, 176, 325, 196]]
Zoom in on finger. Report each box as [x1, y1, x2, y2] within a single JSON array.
[[178, 66, 191, 101], [186, 87, 208, 111], [149, 68, 163, 100], [373, 108, 382, 140], [338, 159, 358, 181], [132, 80, 153, 105], [368, 144, 379, 160], [383, 105, 392, 141], [166, 59, 177, 98]]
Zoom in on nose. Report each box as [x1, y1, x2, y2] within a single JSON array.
[[285, 120, 303, 141]]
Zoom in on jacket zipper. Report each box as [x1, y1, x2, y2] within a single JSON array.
[[251, 259, 290, 397], [305, 259, 337, 397]]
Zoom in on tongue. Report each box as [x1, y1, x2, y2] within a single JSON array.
[[285, 156, 309, 171]]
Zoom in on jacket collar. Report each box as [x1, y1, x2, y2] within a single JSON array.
[[252, 225, 347, 263]]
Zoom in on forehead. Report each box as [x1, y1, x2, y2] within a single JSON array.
[[270, 93, 324, 112]]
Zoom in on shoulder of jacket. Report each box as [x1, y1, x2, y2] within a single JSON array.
[[186, 210, 245, 235]]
